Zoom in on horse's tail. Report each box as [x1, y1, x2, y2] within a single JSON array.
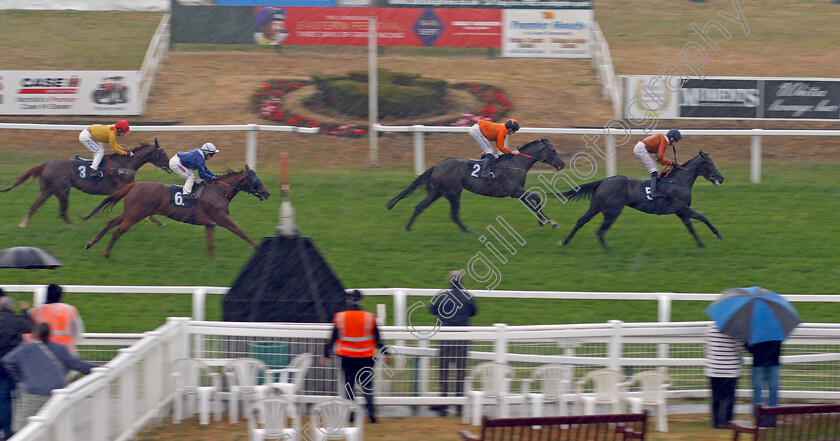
[[555, 180, 602, 202], [386, 166, 435, 210], [83, 182, 137, 219], [0, 163, 45, 192]]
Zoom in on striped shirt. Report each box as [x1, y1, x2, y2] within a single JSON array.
[[704, 325, 744, 378]]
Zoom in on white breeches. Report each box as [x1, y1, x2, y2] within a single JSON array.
[[634, 141, 659, 174], [79, 129, 106, 169], [169, 156, 196, 194], [470, 124, 495, 156]]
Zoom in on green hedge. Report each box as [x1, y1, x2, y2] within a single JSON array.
[[313, 69, 448, 118]]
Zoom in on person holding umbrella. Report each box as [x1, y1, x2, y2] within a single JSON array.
[[706, 287, 801, 428]]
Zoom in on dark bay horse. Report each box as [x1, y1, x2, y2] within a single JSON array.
[[0, 139, 172, 228], [386, 138, 566, 232], [558, 150, 724, 250], [83, 166, 271, 258]]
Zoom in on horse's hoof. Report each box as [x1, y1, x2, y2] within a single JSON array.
[[84, 242, 92, 250], [18, 223, 26, 228], [158, 222, 166, 227], [557, 240, 564, 246], [551, 223, 560, 229], [404, 227, 412, 232], [698, 242, 706, 248], [716, 235, 723, 242]]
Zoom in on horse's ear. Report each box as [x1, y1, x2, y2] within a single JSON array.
[[245, 164, 251, 171], [154, 137, 160, 148], [699, 150, 708, 157]]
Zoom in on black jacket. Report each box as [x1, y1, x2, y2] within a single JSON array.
[[746, 340, 782, 367], [0, 309, 33, 376], [429, 287, 477, 327]]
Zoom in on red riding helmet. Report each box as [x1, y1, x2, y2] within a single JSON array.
[[115, 120, 130, 134]]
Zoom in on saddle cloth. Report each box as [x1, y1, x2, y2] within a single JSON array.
[[73, 156, 105, 182], [467, 158, 499, 179], [168, 183, 205, 208]]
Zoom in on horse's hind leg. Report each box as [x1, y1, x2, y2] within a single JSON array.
[[444, 190, 471, 233], [19, 192, 51, 228], [595, 207, 624, 250], [86, 214, 125, 250], [560, 204, 600, 246], [101, 215, 143, 258], [405, 191, 442, 232], [205, 225, 216, 259]]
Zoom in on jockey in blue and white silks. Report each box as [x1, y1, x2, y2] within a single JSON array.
[[169, 143, 218, 198]]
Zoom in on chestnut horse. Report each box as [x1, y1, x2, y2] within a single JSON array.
[[84, 166, 271, 258], [0, 139, 172, 228]]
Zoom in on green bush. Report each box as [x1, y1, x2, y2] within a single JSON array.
[[313, 69, 448, 118]]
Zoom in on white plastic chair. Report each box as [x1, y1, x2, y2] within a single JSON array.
[[269, 353, 313, 415], [309, 399, 363, 441], [522, 364, 574, 417], [247, 396, 300, 441], [171, 358, 221, 425], [462, 362, 515, 426], [225, 358, 272, 423], [574, 369, 626, 415], [621, 370, 673, 432]]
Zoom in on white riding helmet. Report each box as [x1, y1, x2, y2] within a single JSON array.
[[201, 142, 218, 154]]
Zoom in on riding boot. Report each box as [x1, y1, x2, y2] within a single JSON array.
[[91, 168, 104, 178], [650, 171, 662, 198], [479, 154, 494, 179]]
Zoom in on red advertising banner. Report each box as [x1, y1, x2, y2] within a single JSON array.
[[282, 7, 501, 47]]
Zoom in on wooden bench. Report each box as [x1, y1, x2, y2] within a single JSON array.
[[729, 404, 840, 440], [460, 411, 648, 441]]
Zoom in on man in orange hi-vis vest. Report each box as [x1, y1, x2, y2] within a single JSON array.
[[323, 289, 387, 424], [27, 284, 84, 355]]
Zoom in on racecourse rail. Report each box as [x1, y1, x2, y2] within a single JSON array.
[[2, 123, 839, 183], [5, 315, 840, 441]]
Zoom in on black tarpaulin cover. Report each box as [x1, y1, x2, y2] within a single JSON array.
[[222, 236, 346, 323]]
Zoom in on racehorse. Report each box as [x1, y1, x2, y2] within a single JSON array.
[[83, 166, 270, 258], [0, 139, 172, 228], [386, 138, 566, 232], [558, 150, 724, 250]]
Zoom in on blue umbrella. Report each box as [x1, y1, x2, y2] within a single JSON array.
[[706, 287, 801, 345]]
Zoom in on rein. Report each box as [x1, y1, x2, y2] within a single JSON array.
[[660, 163, 689, 178]]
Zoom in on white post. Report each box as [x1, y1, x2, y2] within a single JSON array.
[[91, 368, 109, 441], [413, 126, 425, 175], [657, 295, 671, 365], [493, 323, 508, 365], [192, 288, 206, 358], [606, 134, 616, 177], [418, 338, 430, 396], [33, 284, 47, 307], [607, 320, 622, 371], [119, 349, 137, 434], [376, 303, 386, 327], [368, 15, 379, 167], [751, 131, 762, 184], [393, 290, 406, 328], [246, 124, 258, 171]]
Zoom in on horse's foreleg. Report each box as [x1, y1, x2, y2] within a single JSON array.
[[86, 214, 125, 250], [56, 192, 77, 229], [406, 191, 442, 232], [19, 192, 50, 228], [146, 216, 166, 227], [677, 208, 722, 247], [516, 190, 558, 229], [214, 216, 258, 252], [595, 207, 624, 251], [205, 225, 216, 259], [560, 205, 599, 246]]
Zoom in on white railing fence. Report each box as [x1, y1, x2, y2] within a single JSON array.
[[3, 284, 840, 330], [0, 123, 319, 172], [12, 318, 840, 441], [138, 13, 170, 114], [373, 124, 840, 181], [590, 21, 622, 119]]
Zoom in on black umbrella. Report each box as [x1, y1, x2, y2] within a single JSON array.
[[0, 247, 64, 269]]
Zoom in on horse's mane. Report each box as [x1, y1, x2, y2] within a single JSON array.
[[499, 138, 546, 158], [216, 168, 245, 179]]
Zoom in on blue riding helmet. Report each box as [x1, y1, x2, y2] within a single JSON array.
[[667, 129, 682, 142]]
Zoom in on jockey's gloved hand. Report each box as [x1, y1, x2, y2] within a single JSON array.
[[129, 151, 134, 157]]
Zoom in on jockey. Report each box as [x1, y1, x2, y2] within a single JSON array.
[[78, 120, 130, 177], [169, 143, 218, 199], [634, 129, 681, 198], [470, 119, 521, 179]]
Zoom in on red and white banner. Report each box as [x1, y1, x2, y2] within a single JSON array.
[[282, 7, 501, 47], [0, 71, 140, 115]]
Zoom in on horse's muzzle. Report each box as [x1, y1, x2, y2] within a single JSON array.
[[257, 191, 271, 201]]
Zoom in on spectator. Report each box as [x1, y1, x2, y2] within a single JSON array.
[[703, 323, 743, 429], [429, 271, 477, 417], [27, 284, 85, 355], [0, 294, 33, 440], [323, 290, 388, 423], [746, 340, 782, 427], [2, 323, 100, 430]]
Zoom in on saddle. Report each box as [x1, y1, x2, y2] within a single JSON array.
[[468, 157, 499, 180], [169, 182, 206, 208], [73, 156, 107, 181]]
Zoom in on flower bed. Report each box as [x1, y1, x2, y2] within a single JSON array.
[[251, 79, 513, 137]]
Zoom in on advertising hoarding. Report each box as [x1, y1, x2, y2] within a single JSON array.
[[0, 71, 140, 115], [501, 9, 591, 58]]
